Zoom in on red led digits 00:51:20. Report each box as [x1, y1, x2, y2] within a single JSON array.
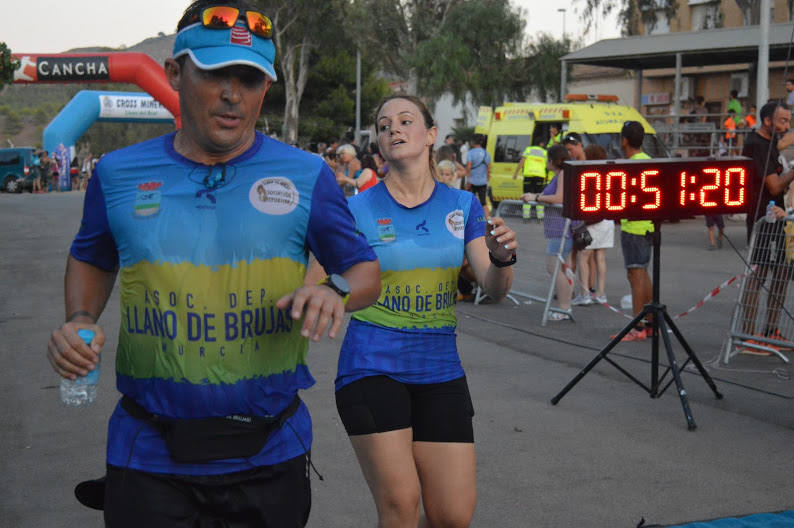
[[561, 157, 754, 221]]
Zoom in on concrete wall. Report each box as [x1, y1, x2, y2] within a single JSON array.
[[432, 92, 479, 147]]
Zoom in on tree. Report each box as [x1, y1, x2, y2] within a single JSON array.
[[0, 42, 19, 89], [348, 0, 523, 106], [522, 34, 573, 103], [576, 0, 678, 36], [411, 0, 525, 108], [254, 0, 345, 144]]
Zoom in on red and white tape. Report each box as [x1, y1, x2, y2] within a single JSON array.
[[671, 265, 757, 320], [557, 254, 756, 321]]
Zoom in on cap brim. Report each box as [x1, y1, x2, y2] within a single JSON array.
[[178, 48, 277, 81]]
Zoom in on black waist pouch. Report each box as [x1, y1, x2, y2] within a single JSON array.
[[121, 395, 301, 464]]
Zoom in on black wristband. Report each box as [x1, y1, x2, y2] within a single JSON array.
[[489, 251, 516, 268]]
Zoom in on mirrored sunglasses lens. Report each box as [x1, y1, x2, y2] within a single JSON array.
[[202, 6, 240, 28], [246, 12, 272, 37]]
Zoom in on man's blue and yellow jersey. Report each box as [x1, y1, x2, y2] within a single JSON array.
[[70, 132, 376, 475], [336, 181, 486, 391]]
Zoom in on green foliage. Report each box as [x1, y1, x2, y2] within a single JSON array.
[[3, 109, 23, 135], [576, 0, 678, 36], [412, 0, 525, 108], [0, 42, 19, 89], [522, 34, 573, 102], [451, 125, 475, 144], [349, 0, 524, 109], [80, 121, 174, 156]]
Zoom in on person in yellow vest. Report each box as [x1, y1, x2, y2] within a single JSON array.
[[617, 121, 654, 341], [513, 144, 548, 220], [546, 123, 563, 148]]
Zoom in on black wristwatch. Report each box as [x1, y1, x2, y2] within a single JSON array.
[[489, 251, 517, 268], [319, 273, 351, 303]]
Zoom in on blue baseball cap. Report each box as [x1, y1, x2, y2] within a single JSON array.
[[173, 20, 277, 81]]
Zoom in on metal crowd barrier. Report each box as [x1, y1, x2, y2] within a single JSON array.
[[723, 216, 794, 363], [477, 200, 574, 326]]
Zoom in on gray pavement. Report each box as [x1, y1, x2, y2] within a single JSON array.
[[1, 191, 792, 528]]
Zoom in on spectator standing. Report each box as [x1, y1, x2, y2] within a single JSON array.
[[437, 159, 460, 189], [353, 153, 379, 193], [568, 140, 614, 306], [319, 95, 516, 528], [690, 96, 707, 122], [546, 123, 563, 147], [740, 101, 794, 349], [616, 121, 654, 341], [437, 144, 466, 187], [335, 143, 362, 197], [744, 105, 757, 130], [45, 2, 381, 525], [31, 149, 42, 193], [444, 133, 461, 163], [55, 144, 70, 191], [512, 143, 548, 220], [466, 133, 491, 214], [727, 90, 742, 126], [521, 145, 574, 320]]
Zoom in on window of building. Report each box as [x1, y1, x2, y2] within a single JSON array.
[[690, 1, 720, 30], [730, 73, 749, 98]]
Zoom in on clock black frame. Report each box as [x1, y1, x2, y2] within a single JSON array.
[[562, 156, 754, 221]]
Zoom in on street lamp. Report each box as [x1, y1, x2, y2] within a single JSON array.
[[558, 8, 567, 38]]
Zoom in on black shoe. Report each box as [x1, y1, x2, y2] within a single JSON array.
[[74, 476, 106, 511]]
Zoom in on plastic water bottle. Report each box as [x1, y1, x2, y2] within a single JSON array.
[[766, 200, 776, 223], [60, 329, 99, 406]]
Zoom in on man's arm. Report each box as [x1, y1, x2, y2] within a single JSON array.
[[47, 256, 118, 380], [512, 157, 525, 179], [278, 259, 380, 342], [765, 169, 794, 197], [778, 131, 794, 151]]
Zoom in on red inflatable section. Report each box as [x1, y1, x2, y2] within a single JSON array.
[[12, 52, 180, 127]]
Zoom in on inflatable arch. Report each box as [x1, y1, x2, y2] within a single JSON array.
[[11, 52, 181, 126], [43, 90, 175, 154]]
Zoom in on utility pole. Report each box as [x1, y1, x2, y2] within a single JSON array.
[[355, 47, 362, 147]]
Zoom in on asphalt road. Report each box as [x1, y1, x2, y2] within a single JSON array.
[[1, 191, 792, 528]]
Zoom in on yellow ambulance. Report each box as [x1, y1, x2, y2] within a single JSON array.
[[474, 94, 669, 209]]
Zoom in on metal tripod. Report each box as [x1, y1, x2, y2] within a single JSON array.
[[550, 221, 723, 430]]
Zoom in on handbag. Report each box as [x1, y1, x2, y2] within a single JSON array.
[[571, 223, 592, 250]]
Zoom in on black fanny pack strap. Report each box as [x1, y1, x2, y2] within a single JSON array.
[[120, 394, 302, 463], [121, 394, 301, 430]]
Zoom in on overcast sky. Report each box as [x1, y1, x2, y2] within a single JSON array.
[[2, 0, 620, 54]]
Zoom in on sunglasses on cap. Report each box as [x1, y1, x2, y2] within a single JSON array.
[[190, 6, 272, 38]]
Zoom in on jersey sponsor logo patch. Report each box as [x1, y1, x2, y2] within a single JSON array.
[[249, 177, 299, 215], [134, 181, 163, 216], [377, 219, 396, 242], [415, 219, 430, 236], [445, 209, 465, 239]]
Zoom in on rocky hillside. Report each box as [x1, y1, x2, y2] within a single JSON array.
[[0, 33, 176, 149]]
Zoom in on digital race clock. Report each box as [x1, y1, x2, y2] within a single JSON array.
[[561, 157, 754, 221]]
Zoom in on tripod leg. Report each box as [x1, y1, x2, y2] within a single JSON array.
[[663, 310, 724, 399], [551, 310, 649, 405], [658, 316, 697, 430]]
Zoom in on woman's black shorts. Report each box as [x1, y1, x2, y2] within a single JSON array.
[[335, 375, 474, 443]]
